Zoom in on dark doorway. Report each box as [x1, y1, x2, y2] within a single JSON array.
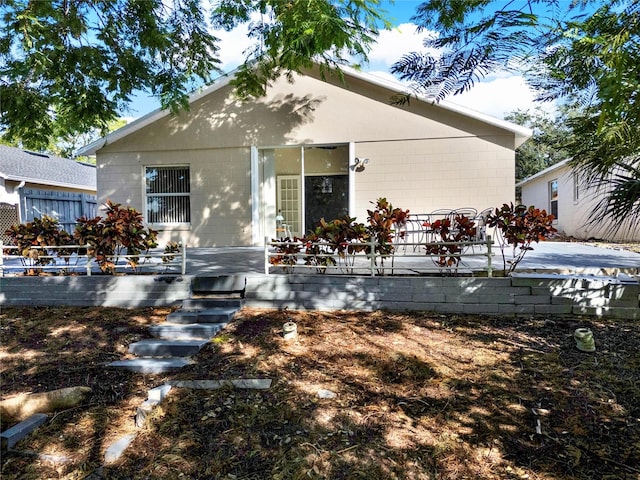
[[304, 175, 349, 234]]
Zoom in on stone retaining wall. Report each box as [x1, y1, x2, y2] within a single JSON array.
[[1, 274, 638, 319]]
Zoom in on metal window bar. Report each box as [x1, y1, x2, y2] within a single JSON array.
[[146, 167, 190, 194], [146, 195, 191, 224], [146, 166, 191, 224]]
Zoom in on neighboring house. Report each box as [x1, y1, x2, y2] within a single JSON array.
[[78, 65, 531, 247], [0, 145, 97, 239], [518, 159, 640, 242]]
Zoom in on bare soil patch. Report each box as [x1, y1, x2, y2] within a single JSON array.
[[1, 307, 639, 479]]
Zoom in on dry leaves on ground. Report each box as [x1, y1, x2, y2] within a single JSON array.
[[1, 307, 639, 479]]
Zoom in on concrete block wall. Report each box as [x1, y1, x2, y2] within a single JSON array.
[[244, 274, 640, 319], [510, 275, 640, 319], [1, 274, 638, 319], [0, 276, 191, 308]]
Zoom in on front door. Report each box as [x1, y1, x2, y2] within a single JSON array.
[[276, 175, 302, 237]]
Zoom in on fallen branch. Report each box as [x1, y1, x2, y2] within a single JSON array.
[[300, 442, 323, 454], [1, 387, 92, 423], [334, 444, 359, 455]]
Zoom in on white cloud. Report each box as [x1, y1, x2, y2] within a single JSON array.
[[447, 76, 557, 119], [364, 23, 437, 69], [361, 69, 554, 120], [360, 23, 555, 120], [213, 24, 254, 71], [213, 20, 437, 74]]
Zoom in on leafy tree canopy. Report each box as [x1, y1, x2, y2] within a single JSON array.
[[0, 116, 126, 163], [505, 108, 572, 183], [214, 0, 387, 98], [0, 0, 388, 151], [393, 0, 639, 232]]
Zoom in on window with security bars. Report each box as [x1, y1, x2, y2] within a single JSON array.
[[145, 166, 191, 224], [549, 179, 558, 219]]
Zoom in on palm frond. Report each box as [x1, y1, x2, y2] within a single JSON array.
[[586, 160, 640, 238]]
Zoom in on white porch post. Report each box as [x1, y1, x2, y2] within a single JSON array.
[[348, 141, 356, 217], [300, 146, 306, 234], [257, 148, 276, 244], [250, 146, 261, 245]]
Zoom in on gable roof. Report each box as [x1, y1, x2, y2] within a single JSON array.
[[0, 145, 96, 190], [516, 159, 570, 188], [77, 65, 532, 156]]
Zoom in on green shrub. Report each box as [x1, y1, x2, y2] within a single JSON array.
[[74, 200, 159, 274], [424, 214, 477, 275], [3, 216, 74, 275], [487, 203, 557, 275], [269, 198, 409, 275]]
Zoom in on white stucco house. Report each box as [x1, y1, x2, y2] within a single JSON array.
[[518, 159, 640, 242], [78, 65, 531, 247]]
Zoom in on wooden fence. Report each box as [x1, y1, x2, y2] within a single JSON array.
[[21, 188, 97, 233]]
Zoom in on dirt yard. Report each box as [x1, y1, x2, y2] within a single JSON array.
[[1, 307, 639, 479]]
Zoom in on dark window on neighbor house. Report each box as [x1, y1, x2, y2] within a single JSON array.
[[549, 179, 558, 219], [573, 173, 579, 202], [145, 166, 191, 224]]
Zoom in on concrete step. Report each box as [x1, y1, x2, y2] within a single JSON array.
[[167, 307, 238, 324], [128, 339, 208, 357], [149, 323, 227, 340], [107, 358, 193, 373], [1, 413, 48, 450], [181, 298, 245, 310]]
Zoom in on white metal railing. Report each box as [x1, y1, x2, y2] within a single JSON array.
[[0, 242, 187, 276], [264, 235, 494, 277]]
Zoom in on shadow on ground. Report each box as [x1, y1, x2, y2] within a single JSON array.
[[98, 310, 640, 479]]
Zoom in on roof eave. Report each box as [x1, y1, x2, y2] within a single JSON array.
[[78, 65, 532, 156], [2, 174, 96, 191], [338, 66, 533, 144], [516, 159, 571, 187]]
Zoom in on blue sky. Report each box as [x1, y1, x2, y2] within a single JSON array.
[[125, 1, 551, 120], [382, 0, 420, 23]]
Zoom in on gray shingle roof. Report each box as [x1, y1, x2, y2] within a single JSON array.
[[0, 145, 96, 190]]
